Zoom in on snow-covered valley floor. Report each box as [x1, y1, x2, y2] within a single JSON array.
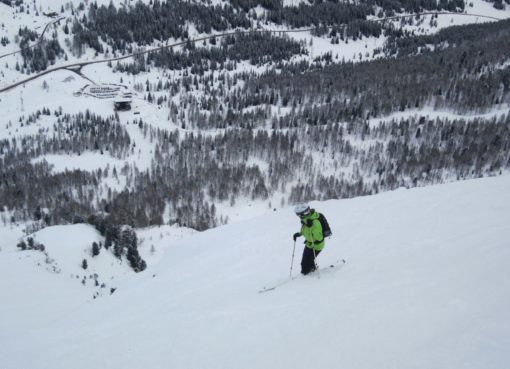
[[1, 175, 509, 369]]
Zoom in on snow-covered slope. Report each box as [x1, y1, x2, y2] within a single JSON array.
[[1, 175, 509, 369]]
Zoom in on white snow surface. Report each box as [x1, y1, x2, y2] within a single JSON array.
[[32, 152, 127, 172], [1, 175, 510, 369]]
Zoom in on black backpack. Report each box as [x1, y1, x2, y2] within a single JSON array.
[[317, 212, 332, 238]]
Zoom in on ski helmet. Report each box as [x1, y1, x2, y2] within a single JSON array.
[[294, 203, 311, 217]]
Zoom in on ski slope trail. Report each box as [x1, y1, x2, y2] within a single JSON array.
[[1, 176, 510, 369]]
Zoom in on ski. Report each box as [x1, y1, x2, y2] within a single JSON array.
[[258, 278, 296, 293], [259, 258, 346, 294]]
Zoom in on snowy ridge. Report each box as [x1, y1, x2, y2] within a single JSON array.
[[1, 176, 509, 369]]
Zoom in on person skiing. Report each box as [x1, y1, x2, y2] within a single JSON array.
[[292, 203, 325, 275]]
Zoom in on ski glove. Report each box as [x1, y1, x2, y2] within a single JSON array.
[[293, 232, 301, 241]]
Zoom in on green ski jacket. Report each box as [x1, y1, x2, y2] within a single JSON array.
[[300, 210, 325, 251]]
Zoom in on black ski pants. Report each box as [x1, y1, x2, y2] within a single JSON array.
[[301, 247, 321, 275]]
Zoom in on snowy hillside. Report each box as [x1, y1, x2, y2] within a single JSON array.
[[1, 175, 509, 369], [1, 1, 510, 366], [1, 0, 510, 233]]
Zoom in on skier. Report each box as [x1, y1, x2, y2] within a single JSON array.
[[292, 203, 325, 275]]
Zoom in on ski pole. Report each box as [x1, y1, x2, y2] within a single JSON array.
[[313, 248, 320, 279], [289, 240, 296, 278]]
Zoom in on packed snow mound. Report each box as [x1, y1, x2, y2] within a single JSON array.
[[1, 176, 510, 369], [31, 224, 125, 272], [0, 222, 199, 300]]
